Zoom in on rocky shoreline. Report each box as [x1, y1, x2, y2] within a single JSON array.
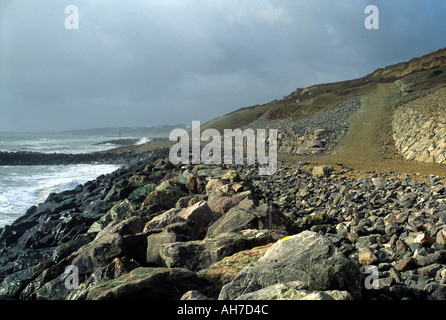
[[0, 149, 148, 166], [0, 148, 446, 300]]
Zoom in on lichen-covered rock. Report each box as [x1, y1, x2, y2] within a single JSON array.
[[84, 267, 208, 300], [197, 244, 273, 289], [88, 199, 137, 234], [219, 231, 361, 300], [128, 183, 156, 202], [235, 281, 353, 300], [159, 229, 285, 272], [140, 180, 186, 211], [19, 217, 149, 300]]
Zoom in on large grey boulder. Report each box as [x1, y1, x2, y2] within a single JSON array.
[[19, 217, 149, 300], [235, 281, 353, 300], [219, 231, 361, 300], [159, 229, 286, 272], [83, 267, 208, 300], [206, 199, 291, 238]]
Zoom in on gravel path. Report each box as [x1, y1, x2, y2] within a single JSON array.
[[289, 83, 446, 177]]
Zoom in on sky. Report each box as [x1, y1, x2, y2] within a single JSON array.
[[1, 0, 445, 132]]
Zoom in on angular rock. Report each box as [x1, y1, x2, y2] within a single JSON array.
[[180, 290, 211, 300], [143, 208, 185, 232], [0, 262, 53, 300], [140, 180, 186, 211], [219, 231, 361, 300], [177, 201, 220, 236], [207, 188, 254, 215], [221, 170, 241, 182], [20, 216, 149, 300], [206, 201, 291, 239], [416, 251, 446, 267], [160, 229, 284, 272], [359, 247, 379, 266], [197, 244, 273, 290], [413, 232, 437, 247], [395, 257, 417, 272], [128, 183, 156, 202], [84, 267, 209, 300], [312, 166, 326, 178], [436, 230, 446, 246], [88, 200, 136, 233], [186, 175, 205, 194], [52, 237, 91, 263], [235, 282, 353, 300], [146, 222, 197, 266]]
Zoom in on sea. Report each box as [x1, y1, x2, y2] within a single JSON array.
[[0, 133, 150, 228]]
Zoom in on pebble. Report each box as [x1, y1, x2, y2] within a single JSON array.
[[240, 159, 446, 300]]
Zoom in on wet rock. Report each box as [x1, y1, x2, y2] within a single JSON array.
[[0, 262, 53, 300], [205, 179, 227, 195], [88, 200, 137, 234]]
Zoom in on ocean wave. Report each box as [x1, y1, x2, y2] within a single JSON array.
[[36, 179, 84, 200], [135, 137, 151, 145], [0, 164, 121, 228]]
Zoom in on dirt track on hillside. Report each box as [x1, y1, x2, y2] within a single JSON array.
[[282, 83, 446, 181], [110, 83, 446, 181]]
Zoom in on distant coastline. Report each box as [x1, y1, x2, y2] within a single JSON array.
[[0, 124, 187, 137], [0, 143, 169, 166]]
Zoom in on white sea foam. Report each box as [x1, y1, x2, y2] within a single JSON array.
[[0, 164, 120, 228], [135, 137, 151, 145], [0, 133, 130, 228], [0, 134, 123, 154]]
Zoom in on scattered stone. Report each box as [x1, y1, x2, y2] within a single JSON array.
[[312, 166, 326, 178], [2, 145, 446, 301], [395, 257, 417, 272], [359, 247, 379, 266], [436, 230, 446, 245], [413, 232, 437, 247]]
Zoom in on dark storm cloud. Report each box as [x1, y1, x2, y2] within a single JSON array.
[[1, 0, 445, 132]]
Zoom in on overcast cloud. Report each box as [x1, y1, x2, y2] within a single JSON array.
[[1, 0, 445, 132]]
